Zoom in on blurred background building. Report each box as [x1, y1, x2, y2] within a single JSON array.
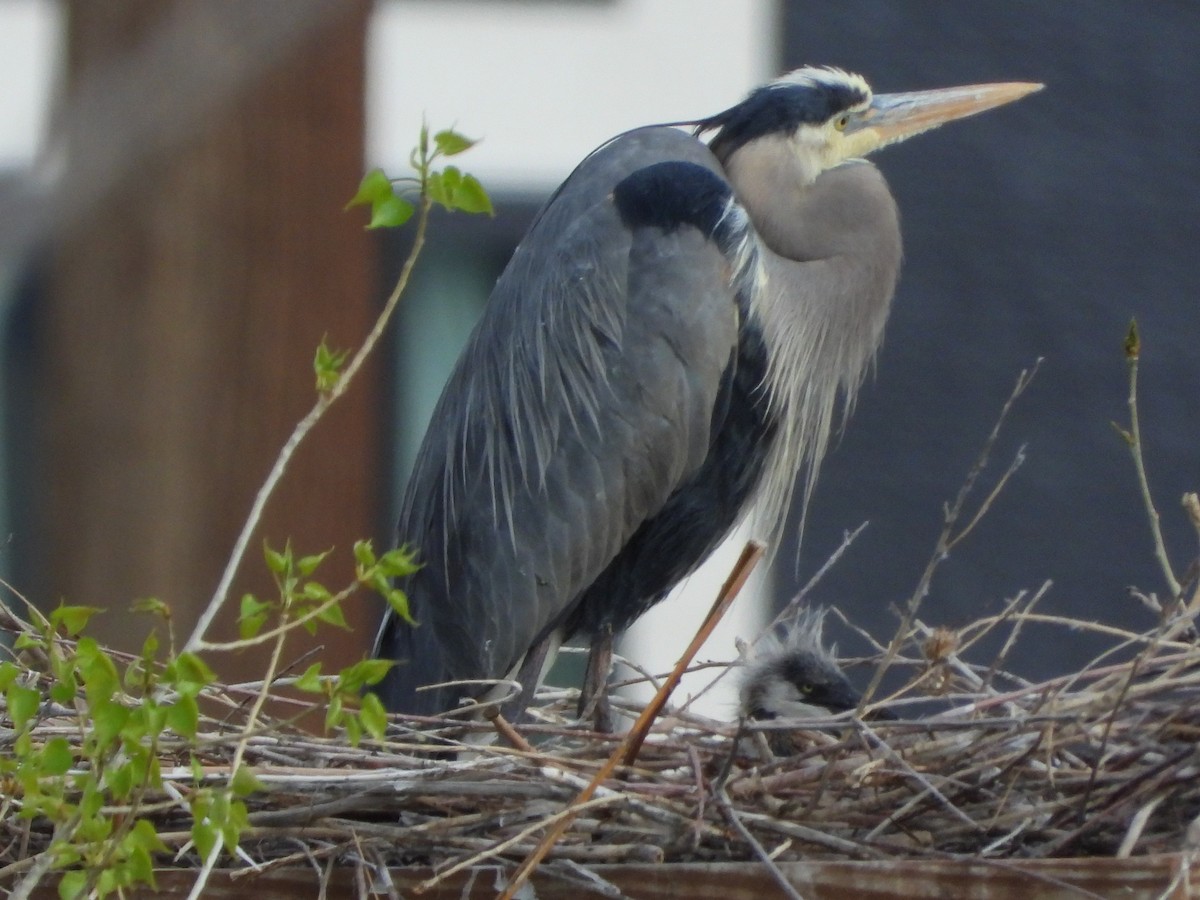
[[0, 1, 1197, 711]]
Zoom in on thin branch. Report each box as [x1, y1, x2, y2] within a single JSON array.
[[193, 582, 356, 653], [1182, 492, 1200, 614], [861, 360, 1040, 708], [621, 540, 765, 766], [944, 443, 1027, 553], [714, 783, 807, 900], [1121, 333, 1182, 599], [185, 193, 433, 653]]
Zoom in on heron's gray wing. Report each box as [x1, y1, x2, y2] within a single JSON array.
[[374, 127, 755, 713]]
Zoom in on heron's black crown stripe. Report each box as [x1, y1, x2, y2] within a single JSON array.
[[702, 81, 869, 159], [612, 161, 733, 239]]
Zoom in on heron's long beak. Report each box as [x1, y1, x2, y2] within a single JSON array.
[[851, 81, 1043, 150]]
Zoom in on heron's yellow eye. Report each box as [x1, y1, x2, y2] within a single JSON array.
[[834, 114, 850, 131], [800, 683, 814, 694]]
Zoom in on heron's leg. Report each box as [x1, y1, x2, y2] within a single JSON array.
[[578, 625, 614, 733], [499, 628, 562, 724]]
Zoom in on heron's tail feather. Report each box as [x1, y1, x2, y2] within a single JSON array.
[[370, 610, 457, 717]]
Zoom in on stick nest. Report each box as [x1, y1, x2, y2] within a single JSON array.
[[5, 600, 1200, 888]]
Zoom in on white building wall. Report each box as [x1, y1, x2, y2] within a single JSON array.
[[369, 0, 778, 192], [0, 1, 61, 172]]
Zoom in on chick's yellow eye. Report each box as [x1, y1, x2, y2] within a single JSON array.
[[834, 114, 850, 132]]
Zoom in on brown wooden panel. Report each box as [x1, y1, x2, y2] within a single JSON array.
[[25, 856, 1199, 899], [38, 1, 378, 691]]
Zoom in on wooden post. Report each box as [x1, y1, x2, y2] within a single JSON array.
[[35, 1, 378, 684]]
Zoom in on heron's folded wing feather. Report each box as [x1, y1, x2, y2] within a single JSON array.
[[374, 127, 743, 713]]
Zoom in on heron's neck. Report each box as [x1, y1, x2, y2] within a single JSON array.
[[721, 135, 823, 260], [722, 154, 903, 548]]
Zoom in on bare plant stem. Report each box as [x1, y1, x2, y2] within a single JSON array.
[[184, 603, 293, 896], [194, 581, 357, 653], [184, 194, 433, 654], [1124, 351, 1182, 600], [860, 360, 1040, 708]]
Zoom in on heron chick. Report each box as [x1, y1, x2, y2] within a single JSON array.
[[739, 608, 861, 722], [371, 67, 1042, 722]]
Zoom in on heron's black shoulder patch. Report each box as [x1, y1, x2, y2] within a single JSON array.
[[612, 161, 732, 239], [703, 80, 868, 159]]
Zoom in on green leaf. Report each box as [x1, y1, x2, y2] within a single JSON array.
[[378, 547, 421, 577], [298, 548, 333, 578], [386, 588, 414, 625], [42, 736, 73, 775], [120, 842, 156, 890], [359, 691, 389, 740], [230, 765, 263, 798], [50, 604, 102, 637], [345, 168, 393, 211], [263, 541, 290, 576], [337, 658, 393, 693], [122, 819, 167, 890], [238, 593, 270, 640], [7, 684, 40, 729], [300, 581, 333, 603], [440, 165, 463, 192], [314, 600, 349, 631], [434, 129, 478, 157], [427, 164, 490, 215], [13, 632, 44, 652], [238, 612, 268, 641], [139, 631, 160, 665], [137, 699, 168, 737], [76, 637, 120, 704], [238, 593, 270, 620], [353, 539, 376, 569], [168, 652, 217, 697], [428, 166, 463, 212], [49, 679, 77, 705], [48, 649, 75, 691], [0, 662, 20, 691], [344, 712, 363, 747], [454, 174, 494, 216], [106, 759, 134, 799], [131, 596, 170, 618], [128, 816, 169, 854], [225, 803, 250, 853], [367, 571, 392, 598], [192, 817, 217, 862], [91, 702, 131, 751], [294, 663, 324, 693], [426, 171, 448, 209], [367, 193, 415, 230], [166, 694, 199, 739], [325, 693, 344, 732], [97, 867, 123, 896], [58, 870, 88, 900], [314, 337, 350, 393]]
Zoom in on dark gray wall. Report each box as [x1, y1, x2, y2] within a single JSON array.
[[779, 3, 1200, 676]]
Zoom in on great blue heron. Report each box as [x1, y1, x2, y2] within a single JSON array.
[[372, 67, 1040, 721]]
